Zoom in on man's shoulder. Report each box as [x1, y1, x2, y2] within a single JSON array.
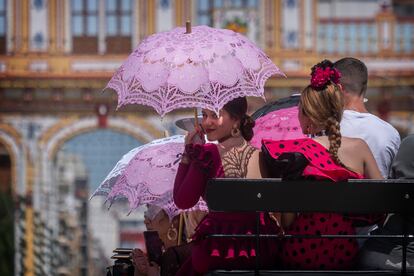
[[342, 111, 399, 135], [341, 111, 400, 145]]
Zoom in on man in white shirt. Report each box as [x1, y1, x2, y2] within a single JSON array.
[[334, 57, 400, 178]]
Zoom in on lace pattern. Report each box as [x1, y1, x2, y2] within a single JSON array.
[[221, 142, 256, 178], [106, 25, 285, 116], [91, 135, 208, 219]]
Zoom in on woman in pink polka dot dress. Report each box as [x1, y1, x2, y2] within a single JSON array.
[[262, 60, 384, 270]]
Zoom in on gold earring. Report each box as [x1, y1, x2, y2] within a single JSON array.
[[167, 226, 178, 241], [231, 127, 240, 137]]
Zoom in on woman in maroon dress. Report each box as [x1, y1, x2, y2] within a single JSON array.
[[174, 97, 280, 275], [262, 59, 384, 270]]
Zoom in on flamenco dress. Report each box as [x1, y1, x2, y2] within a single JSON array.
[[262, 138, 384, 270], [174, 143, 281, 275]]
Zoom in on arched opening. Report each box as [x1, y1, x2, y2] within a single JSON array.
[[51, 128, 146, 275], [0, 142, 14, 276]]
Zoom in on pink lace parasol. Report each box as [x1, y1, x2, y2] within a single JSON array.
[[91, 135, 208, 219], [250, 106, 306, 149], [106, 25, 285, 116]]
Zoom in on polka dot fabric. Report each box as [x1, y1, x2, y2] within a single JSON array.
[[281, 213, 359, 270], [262, 138, 363, 181], [262, 138, 367, 269]]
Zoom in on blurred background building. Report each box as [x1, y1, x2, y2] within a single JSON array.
[[0, 0, 413, 275]]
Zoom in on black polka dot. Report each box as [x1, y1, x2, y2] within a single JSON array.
[[345, 251, 351, 256], [298, 238, 303, 244], [292, 250, 297, 256], [304, 225, 309, 231], [310, 243, 316, 249], [323, 249, 329, 255], [320, 163, 325, 168], [314, 153, 319, 157], [320, 217, 326, 223], [294, 141, 299, 145], [300, 248, 306, 254], [308, 157, 313, 161], [332, 222, 338, 228], [307, 145, 311, 149], [327, 160, 332, 164], [312, 144, 317, 147], [279, 144, 285, 149], [320, 151, 325, 155], [301, 147, 306, 151], [315, 230, 321, 236]]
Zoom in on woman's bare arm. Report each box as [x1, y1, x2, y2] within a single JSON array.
[[246, 150, 263, 179], [359, 140, 383, 179]]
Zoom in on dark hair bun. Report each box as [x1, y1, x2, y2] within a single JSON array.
[[240, 115, 255, 141]]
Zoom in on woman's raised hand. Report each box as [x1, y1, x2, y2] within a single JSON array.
[[184, 124, 205, 145], [131, 248, 149, 275]]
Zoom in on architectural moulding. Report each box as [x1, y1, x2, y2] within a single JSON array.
[[39, 115, 162, 160]]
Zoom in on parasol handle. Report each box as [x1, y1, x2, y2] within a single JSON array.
[[194, 108, 198, 129], [177, 212, 184, 245], [185, 21, 191, 34]]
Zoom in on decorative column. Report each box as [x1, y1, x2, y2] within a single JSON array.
[[175, 0, 191, 28], [48, 0, 57, 53], [23, 157, 35, 276], [12, 0, 30, 54], [147, 0, 156, 34], [55, 0, 65, 53], [63, 0, 71, 53], [264, 0, 282, 51], [98, 0, 106, 54], [376, 5, 395, 54], [6, 0, 14, 53], [138, 0, 155, 41]]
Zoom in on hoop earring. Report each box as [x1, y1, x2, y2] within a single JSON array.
[[231, 127, 241, 137], [167, 226, 178, 241]]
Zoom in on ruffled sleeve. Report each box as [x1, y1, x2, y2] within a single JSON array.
[[185, 143, 216, 175], [173, 143, 223, 210]]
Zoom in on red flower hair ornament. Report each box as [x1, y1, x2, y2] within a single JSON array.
[[310, 66, 341, 91]]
